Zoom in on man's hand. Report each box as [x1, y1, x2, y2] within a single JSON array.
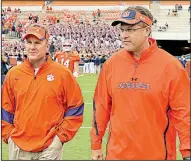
[[183, 157, 191, 160], [91, 149, 104, 160]]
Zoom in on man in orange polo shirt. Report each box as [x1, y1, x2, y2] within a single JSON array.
[[90, 6, 190, 160], [2, 23, 84, 160]]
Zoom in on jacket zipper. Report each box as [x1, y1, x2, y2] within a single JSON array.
[[93, 99, 99, 135], [164, 107, 170, 160], [34, 69, 37, 80], [106, 124, 112, 157], [132, 61, 139, 81]]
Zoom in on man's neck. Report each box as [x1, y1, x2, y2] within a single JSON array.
[[132, 40, 150, 60], [29, 56, 47, 69]]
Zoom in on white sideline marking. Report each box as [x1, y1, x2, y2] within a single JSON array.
[[80, 84, 96, 86], [82, 91, 94, 93], [80, 127, 92, 129], [80, 127, 109, 130], [78, 74, 85, 77]]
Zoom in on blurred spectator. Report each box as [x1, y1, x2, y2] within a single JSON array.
[[17, 53, 23, 65], [49, 42, 55, 58], [167, 9, 170, 16], [83, 55, 90, 73], [7, 6, 11, 12], [180, 55, 187, 67], [92, 11, 96, 21], [29, 13, 33, 20], [97, 9, 101, 17], [89, 54, 95, 73], [100, 55, 106, 69], [94, 55, 101, 74], [34, 15, 39, 23], [1, 55, 9, 85], [172, 9, 178, 16], [165, 22, 168, 29]]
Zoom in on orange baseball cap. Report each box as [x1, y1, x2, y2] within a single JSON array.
[[112, 10, 152, 26], [23, 24, 50, 41]]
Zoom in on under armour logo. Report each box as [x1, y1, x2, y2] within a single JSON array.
[[131, 78, 138, 81]]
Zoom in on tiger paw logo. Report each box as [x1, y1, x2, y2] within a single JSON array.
[[47, 74, 55, 82]]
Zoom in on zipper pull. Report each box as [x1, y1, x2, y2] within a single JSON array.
[[134, 62, 139, 68]]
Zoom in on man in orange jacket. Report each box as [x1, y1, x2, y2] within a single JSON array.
[[90, 6, 190, 160], [2, 23, 84, 160]]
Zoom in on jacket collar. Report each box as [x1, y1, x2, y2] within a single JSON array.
[[24, 55, 53, 74]]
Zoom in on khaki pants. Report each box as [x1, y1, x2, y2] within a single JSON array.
[[8, 135, 64, 160]]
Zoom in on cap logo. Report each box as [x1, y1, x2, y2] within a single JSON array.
[[122, 11, 130, 18]]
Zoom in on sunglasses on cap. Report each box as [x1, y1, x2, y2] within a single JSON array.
[[112, 10, 152, 26]]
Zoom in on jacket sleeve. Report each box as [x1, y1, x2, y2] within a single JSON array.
[[56, 71, 84, 143], [90, 62, 112, 150], [168, 61, 191, 158], [2, 71, 15, 144]]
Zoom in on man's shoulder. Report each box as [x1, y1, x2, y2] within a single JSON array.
[[69, 52, 80, 61], [156, 48, 179, 63], [106, 49, 126, 63], [52, 61, 69, 71], [156, 48, 183, 70], [5, 63, 23, 78]]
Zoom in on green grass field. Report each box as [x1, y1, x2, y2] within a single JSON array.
[[2, 74, 182, 160]]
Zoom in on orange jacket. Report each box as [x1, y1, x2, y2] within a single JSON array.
[[185, 60, 190, 77], [90, 38, 190, 159], [55, 51, 80, 73], [2, 56, 84, 152]]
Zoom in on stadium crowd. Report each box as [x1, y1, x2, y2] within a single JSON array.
[[1, 5, 190, 79]]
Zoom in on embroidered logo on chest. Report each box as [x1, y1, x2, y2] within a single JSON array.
[[47, 74, 55, 82]]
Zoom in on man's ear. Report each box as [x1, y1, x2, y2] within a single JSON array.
[[46, 43, 50, 52], [145, 26, 151, 37]]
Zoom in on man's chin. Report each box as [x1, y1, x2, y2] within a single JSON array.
[[124, 46, 135, 52], [28, 56, 38, 61]]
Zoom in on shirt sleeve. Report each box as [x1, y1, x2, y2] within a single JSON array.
[[90, 62, 112, 150], [1, 71, 15, 144], [168, 60, 191, 158], [56, 70, 84, 143]]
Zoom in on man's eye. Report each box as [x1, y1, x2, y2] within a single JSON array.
[[26, 41, 32, 44], [126, 29, 133, 32]]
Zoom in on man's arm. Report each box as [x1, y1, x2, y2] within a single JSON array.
[[73, 61, 79, 78], [168, 61, 191, 159], [56, 71, 84, 143], [2, 71, 15, 143], [90, 62, 112, 158]]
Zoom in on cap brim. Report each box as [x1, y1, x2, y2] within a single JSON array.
[[22, 32, 43, 40], [111, 18, 140, 26]]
